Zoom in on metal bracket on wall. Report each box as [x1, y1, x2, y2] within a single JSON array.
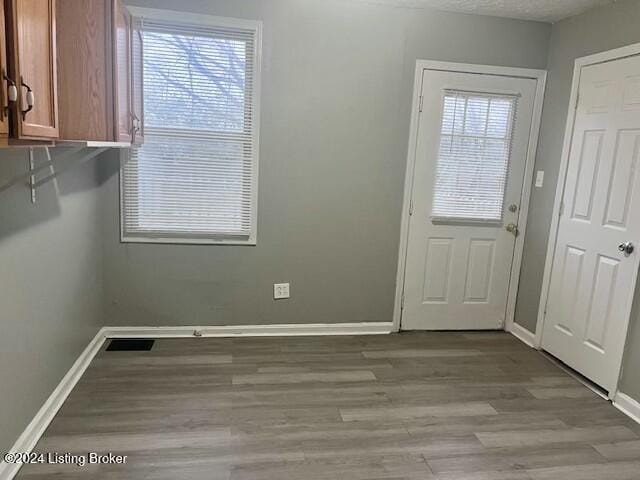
[[32, 147, 108, 189], [28, 147, 36, 203], [0, 146, 108, 203]]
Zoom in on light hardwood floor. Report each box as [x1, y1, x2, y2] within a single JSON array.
[[17, 332, 640, 479]]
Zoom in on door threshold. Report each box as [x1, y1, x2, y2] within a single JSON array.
[[540, 350, 608, 400]]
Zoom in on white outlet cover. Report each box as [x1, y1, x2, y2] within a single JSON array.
[[274, 283, 290, 299], [535, 170, 544, 188]]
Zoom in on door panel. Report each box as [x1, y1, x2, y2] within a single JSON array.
[[464, 239, 495, 303], [131, 16, 144, 144], [571, 130, 603, 220], [0, 0, 8, 137], [542, 55, 640, 392], [402, 70, 538, 330], [583, 254, 618, 350], [6, 0, 58, 139], [113, 0, 132, 143], [556, 244, 585, 336], [603, 130, 639, 227], [422, 238, 453, 303]]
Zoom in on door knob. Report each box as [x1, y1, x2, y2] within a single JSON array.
[[505, 223, 519, 237], [618, 241, 634, 256]]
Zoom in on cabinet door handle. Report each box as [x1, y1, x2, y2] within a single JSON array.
[[20, 77, 34, 119], [130, 113, 137, 143], [3, 71, 17, 120], [130, 113, 141, 140], [0, 70, 6, 121]]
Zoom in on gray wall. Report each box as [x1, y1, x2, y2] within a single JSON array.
[[100, 0, 550, 327], [0, 149, 103, 454], [624, 292, 640, 401], [509, 0, 640, 400]]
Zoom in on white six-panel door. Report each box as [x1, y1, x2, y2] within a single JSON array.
[[542, 55, 640, 392], [402, 69, 537, 330]]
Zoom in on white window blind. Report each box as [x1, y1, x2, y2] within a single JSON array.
[[121, 16, 260, 243], [431, 90, 517, 223]]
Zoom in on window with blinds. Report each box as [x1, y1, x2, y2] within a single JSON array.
[[431, 90, 517, 223], [121, 15, 261, 244]]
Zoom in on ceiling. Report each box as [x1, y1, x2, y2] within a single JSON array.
[[356, 0, 615, 22]]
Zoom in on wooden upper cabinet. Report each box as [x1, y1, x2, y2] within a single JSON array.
[[5, 0, 58, 140], [55, 0, 142, 145]]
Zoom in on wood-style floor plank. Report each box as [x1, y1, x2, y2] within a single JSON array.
[[16, 332, 639, 479]]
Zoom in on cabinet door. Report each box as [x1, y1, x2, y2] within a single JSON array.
[[131, 16, 143, 144], [113, 0, 132, 143], [6, 0, 59, 139], [56, 0, 112, 141], [0, 0, 9, 137]]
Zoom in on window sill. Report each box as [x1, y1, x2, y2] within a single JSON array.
[[120, 235, 256, 246]]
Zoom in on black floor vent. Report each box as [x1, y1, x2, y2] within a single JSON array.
[[106, 339, 155, 351]]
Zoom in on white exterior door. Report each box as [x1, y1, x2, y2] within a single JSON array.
[[542, 54, 640, 393], [402, 69, 537, 330]]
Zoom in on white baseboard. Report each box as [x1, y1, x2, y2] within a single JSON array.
[[104, 322, 394, 338], [0, 328, 107, 480], [613, 391, 640, 425], [507, 322, 537, 348]]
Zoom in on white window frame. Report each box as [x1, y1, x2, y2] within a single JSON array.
[[119, 7, 262, 246]]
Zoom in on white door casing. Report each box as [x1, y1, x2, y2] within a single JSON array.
[[541, 54, 640, 393], [401, 68, 538, 330]]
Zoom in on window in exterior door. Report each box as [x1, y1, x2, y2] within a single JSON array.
[[431, 90, 518, 223]]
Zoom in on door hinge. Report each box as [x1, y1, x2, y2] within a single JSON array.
[[559, 200, 564, 217], [409, 199, 414, 216], [574, 91, 580, 110], [400, 293, 405, 310], [418, 95, 424, 113]]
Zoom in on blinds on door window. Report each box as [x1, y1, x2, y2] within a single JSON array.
[[431, 90, 517, 223], [121, 17, 260, 243]]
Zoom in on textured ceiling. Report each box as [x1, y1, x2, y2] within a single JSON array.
[[354, 0, 615, 22]]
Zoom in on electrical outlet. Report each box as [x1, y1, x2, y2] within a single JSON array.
[[535, 170, 544, 188], [274, 283, 290, 299]]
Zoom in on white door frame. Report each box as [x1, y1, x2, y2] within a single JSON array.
[[535, 42, 640, 398], [393, 60, 547, 333]]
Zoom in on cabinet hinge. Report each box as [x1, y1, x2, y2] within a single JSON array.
[[418, 95, 424, 113]]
